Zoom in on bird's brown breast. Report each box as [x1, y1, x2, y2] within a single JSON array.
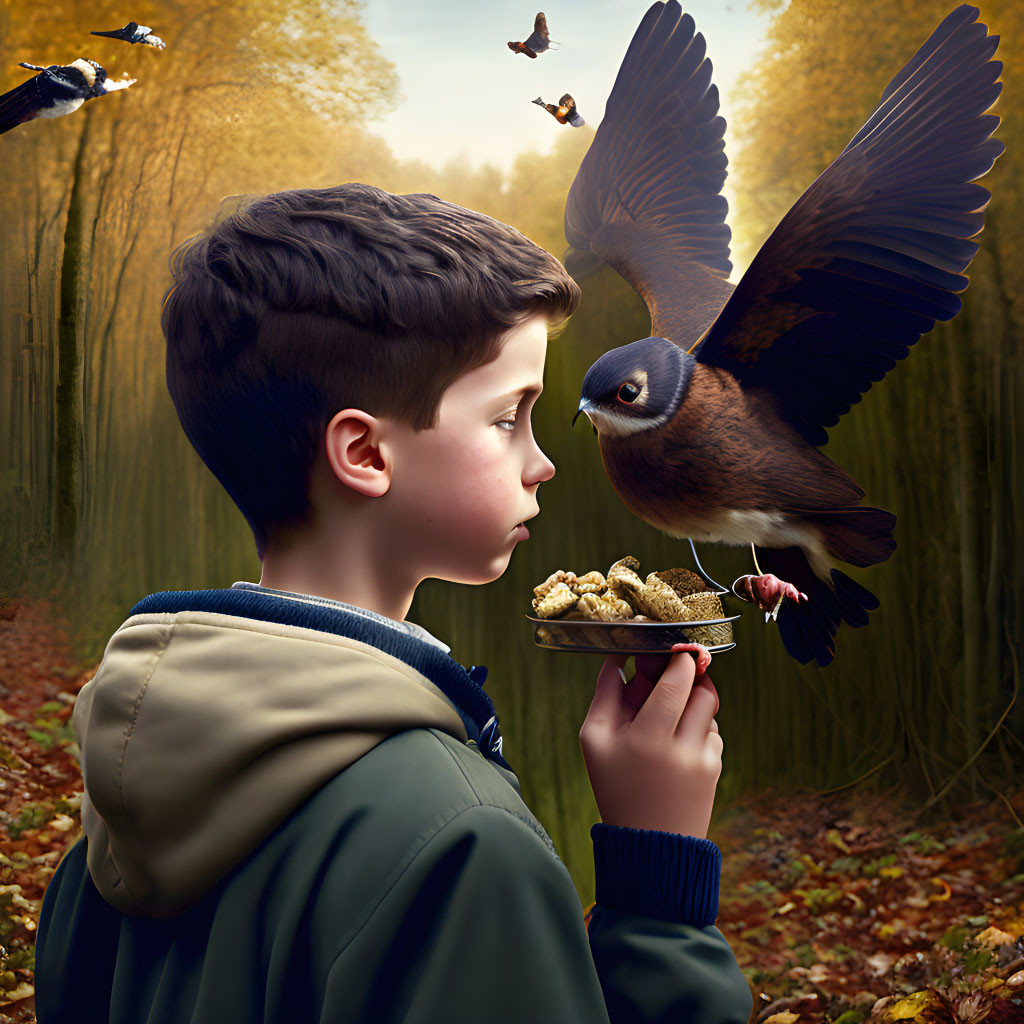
[[598, 363, 863, 536]]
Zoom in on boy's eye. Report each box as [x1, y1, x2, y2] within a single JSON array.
[[496, 417, 516, 431]]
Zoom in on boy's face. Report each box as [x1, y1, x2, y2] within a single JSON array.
[[384, 314, 556, 585]]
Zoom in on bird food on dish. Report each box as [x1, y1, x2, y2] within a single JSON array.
[[528, 556, 736, 654]]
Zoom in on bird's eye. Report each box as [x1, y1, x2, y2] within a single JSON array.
[[617, 382, 640, 404]]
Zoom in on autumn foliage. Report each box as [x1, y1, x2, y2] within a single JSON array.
[[0, 599, 92, 1021]]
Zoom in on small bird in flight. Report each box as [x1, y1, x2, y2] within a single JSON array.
[[0, 59, 136, 136], [508, 13, 550, 58], [532, 93, 585, 127], [90, 22, 165, 49]]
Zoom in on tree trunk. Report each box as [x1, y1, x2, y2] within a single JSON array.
[[54, 107, 94, 564]]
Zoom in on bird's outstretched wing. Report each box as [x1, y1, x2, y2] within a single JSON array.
[[695, 5, 1003, 446], [91, 22, 138, 42], [0, 74, 45, 134], [525, 13, 549, 54], [564, 0, 734, 349]]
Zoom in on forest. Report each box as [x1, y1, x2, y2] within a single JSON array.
[[0, 1, 1021, 1021]]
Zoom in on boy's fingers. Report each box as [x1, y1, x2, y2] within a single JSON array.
[[622, 668, 657, 713], [676, 675, 719, 744], [632, 647, 696, 733], [634, 652, 671, 682], [669, 642, 711, 676], [585, 655, 631, 726]]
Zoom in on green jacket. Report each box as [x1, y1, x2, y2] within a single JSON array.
[[37, 585, 753, 1023]]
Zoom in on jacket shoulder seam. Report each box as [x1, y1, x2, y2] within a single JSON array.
[[423, 730, 552, 851]]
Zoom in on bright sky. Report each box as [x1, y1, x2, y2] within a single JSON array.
[[360, 1, 773, 176]]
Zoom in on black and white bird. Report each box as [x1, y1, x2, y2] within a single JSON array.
[[568, 3, 1002, 666], [90, 22, 165, 49], [0, 59, 136, 136]]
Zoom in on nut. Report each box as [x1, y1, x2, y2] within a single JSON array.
[[571, 591, 634, 622], [533, 570, 578, 601], [574, 570, 606, 595], [532, 582, 579, 619]]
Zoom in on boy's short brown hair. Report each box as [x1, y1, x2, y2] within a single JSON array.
[[161, 183, 580, 559]]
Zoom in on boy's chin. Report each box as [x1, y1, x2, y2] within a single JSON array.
[[436, 553, 515, 587]]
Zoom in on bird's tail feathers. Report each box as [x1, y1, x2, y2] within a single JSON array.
[[803, 506, 897, 568], [756, 546, 881, 667]]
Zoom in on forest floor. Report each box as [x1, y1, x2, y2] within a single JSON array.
[[0, 596, 1022, 1024]]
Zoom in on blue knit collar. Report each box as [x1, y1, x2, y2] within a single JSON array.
[[129, 587, 509, 770], [228, 581, 451, 653]]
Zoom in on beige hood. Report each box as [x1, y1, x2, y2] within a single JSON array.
[[73, 609, 467, 918]]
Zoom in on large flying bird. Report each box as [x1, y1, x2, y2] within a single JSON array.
[[0, 59, 136, 136], [568, 3, 1002, 666]]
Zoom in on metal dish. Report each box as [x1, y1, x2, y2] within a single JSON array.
[[527, 614, 740, 656]]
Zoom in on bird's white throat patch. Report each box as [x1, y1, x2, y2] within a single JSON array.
[[586, 405, 669, 438]]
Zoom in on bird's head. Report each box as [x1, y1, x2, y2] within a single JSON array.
[[69, 58, 101, 89], [574, 337, 695, 437]]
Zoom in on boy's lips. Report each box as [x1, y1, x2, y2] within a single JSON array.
[[512, 512, 538, 539]]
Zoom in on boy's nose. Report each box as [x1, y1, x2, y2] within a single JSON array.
[[526, 443, 556, 485]]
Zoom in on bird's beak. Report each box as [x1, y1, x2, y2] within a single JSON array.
[[572, 399, 599, 436], [572, 398, 589, 428]]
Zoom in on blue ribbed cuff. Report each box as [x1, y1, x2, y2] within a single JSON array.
[[591, 824, 721, 926]]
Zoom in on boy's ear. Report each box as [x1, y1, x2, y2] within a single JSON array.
[[324, 410, 391, 498]]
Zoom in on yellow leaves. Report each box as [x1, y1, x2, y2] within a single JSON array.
[[763, 1013, 800, 1024], [799, 853, 823, 874], [880, 865, 904, 879], [973, 926, 1015, 948], [877, 989, 944, 1022], [826, 827, 851, 854]]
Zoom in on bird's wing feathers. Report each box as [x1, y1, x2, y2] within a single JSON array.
[[695, 5, 1003, 446], [564, 0, 734, 349], [0, 74, 44, 134], [91, 22, 137, 41], [525, 12, 549, 52]]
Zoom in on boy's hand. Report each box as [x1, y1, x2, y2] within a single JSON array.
[[579, 643, 722, 839]]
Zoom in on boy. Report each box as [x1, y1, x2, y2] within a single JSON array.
[[35, 184, 753, 1023]]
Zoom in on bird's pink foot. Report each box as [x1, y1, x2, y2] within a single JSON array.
[[733, 574, 808, 619]]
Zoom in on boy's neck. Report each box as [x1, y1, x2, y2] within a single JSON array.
[[258, 538, 416, 623]]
